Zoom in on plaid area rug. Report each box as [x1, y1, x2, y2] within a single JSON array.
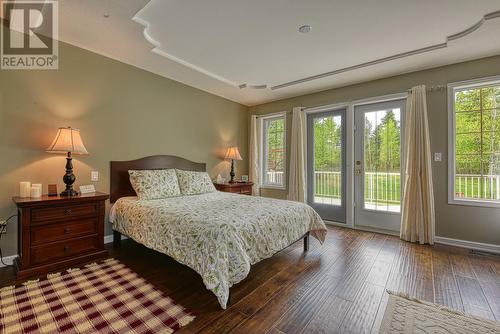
[[0, 258, 194, 334]]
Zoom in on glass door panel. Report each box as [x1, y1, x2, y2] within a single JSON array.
[[307, 109, 346, 223], [354, 100, 405, 231], [363, 108, 401, 213]]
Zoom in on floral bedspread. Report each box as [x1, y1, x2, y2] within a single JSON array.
[[110, 192, 327, 309]]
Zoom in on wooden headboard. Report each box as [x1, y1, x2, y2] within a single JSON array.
[[110, 155, 206, 203]]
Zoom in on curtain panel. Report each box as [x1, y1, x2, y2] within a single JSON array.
[[288, 107, 307, 202], [249, 115, 261, 195], [400, 85, 435, 244]]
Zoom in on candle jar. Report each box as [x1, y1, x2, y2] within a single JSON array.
[[20, 181, 31, 198], [30, 186, 42, 198], [32, 183, 42, 194]]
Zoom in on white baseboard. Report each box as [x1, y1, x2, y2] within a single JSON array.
[[0, 234, 129, 268], [0, 254, 18, 267], [103, 234, 128, 244], [435, 236, 500, 254], [324, 222, 499, 254]]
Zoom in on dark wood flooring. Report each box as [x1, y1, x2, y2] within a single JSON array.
[[1, 226, 500, 333]]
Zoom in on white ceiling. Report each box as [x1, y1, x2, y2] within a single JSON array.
[[7, 1, 500, 105]]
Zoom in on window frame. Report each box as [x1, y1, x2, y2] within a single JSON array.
[[261, 113, 287, 190], [448, 75, 500, 208]]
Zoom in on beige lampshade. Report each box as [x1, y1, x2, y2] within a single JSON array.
[[46, 127, 89, 154], [225, 146, 242, 160]]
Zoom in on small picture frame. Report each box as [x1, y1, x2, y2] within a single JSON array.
[[48, 184, 58, 196], [241, 175, 249, 182]]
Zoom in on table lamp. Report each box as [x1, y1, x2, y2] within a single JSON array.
[[46, 127, 88, 196], [225, 146, 242, 183]]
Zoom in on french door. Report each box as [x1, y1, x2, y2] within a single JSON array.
[[354, 99, 405, 231], [306, 109, 346, 223]]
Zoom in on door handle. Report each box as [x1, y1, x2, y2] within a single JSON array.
[[355, 160, 362, 175]]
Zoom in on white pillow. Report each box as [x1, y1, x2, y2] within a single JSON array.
[[128, 169, 181, 200], [176, 169, 216, 195]]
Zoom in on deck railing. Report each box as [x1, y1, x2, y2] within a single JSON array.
[[265, 171, 500, 202], [266, 170, 284, 185], [312, 171, 401, 204], [455, 174, 500, 200]]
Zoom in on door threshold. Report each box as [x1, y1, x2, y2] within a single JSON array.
[[324, 220, 348, 227], [324, 220, 399, 237], [354, 224, 399, 236]]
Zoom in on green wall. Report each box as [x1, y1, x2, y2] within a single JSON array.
[[249, 55, 500, 246], [0, 41, 248, 257]]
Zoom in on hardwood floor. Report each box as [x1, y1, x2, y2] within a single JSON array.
[[1, 226, 499, 333]]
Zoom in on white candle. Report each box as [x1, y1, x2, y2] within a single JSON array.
[[32, 184, 42, 194], [30, 186, 42, 198], [20, 181, 31, 198]]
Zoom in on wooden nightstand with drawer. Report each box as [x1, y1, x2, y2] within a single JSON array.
[[214, 182, 254, 195], [12, 192, 109, 279]]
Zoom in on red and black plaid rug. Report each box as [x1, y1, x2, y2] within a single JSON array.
[[0, 258, 194, 333]]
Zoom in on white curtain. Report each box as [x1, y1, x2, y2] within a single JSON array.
[[288, 107, 307, 202], [249, 115, 261, 195], [400, 85, 435, 245]]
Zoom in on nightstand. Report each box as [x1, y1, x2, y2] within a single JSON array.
[[12, 192, 109, 279], [214, 182, 254, 195]]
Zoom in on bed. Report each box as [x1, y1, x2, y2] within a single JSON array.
[[109, 155, 327, 309]]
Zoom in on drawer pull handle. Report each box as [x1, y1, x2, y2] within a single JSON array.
[[64, 245, 70, 253], [64, 228, 70, 234], [64, 209, 72, 215]]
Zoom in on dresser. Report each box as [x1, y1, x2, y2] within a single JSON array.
[[12, 192, 109, 279], [214, 182, 254, 195]]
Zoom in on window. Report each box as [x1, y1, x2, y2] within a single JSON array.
[[449, 77, 500, 207], [262, 114, 286, 188]]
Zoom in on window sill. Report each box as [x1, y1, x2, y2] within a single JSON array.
[[448, 198, 500, 209]]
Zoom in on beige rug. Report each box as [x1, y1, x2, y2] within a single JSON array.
[[380, 291, 500, 334]]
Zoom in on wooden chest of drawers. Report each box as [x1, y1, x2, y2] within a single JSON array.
[[12, 193, 109, 279], [214, 182, 254, 195]]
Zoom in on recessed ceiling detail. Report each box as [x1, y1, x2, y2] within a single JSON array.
[[134, 5, 500, 92], [238, 84, 268, 90], [37, 1, 500, 105], [132, 15, 239, 87], [272, 10, 500, 90]]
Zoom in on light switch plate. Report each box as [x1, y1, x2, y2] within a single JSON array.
[[79, 184, 96, 194], [434, 152, 442, 162], [91, 171, 99, 181]]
